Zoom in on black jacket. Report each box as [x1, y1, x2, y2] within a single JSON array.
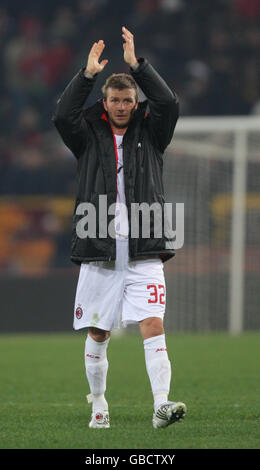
[[52, 58, 179, 264]]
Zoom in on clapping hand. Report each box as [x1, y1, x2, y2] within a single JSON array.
[[122, 26, 138, 68], [85, 40, 108, 75]]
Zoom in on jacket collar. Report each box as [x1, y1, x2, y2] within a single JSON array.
[[83, 99, 148, 124]]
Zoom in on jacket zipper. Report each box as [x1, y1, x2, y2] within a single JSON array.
[[101, 112, 118, 196], [111, 130, 119, 196], [137, 141, 144, 172]]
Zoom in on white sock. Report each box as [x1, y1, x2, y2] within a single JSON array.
[[85, 335, 110, 412], [144, 334, 172, 412]]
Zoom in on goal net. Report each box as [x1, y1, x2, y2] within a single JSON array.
[[163, 116, 260, 333]]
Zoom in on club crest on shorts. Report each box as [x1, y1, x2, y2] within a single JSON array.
[[75, 305, 83, 319]]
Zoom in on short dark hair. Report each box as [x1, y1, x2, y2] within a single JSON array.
[[102, 73, 138, 101]]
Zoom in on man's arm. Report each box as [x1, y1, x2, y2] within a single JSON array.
[[122, 26, 179, 153], [131, 59, 179, 152], [52, 41, 108, 158]]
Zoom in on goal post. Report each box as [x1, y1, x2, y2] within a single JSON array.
[[163, 116, 260, 333], [229, 130, 247, 334]]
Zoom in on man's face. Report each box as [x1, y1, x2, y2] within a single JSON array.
[[103, 87, 138, 129]]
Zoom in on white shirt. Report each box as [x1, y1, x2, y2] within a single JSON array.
[[115, 134, 129, 238]]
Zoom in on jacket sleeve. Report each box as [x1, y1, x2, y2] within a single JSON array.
[[52, 68, 98, 159], [130, 58, 179, 153]]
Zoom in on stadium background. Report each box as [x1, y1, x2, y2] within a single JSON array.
[[0, 0, 259, 334]]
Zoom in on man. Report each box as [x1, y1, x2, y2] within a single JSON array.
[[53, 26, 186, 429]]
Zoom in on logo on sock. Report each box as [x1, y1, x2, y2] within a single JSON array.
[[95, 413, 103, 420], [155, 348, 167, 352], [76, 305, 83, 319], [86, 354, 101, 359]]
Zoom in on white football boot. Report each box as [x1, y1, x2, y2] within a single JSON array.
[[152, 401, 187, 429], [89, 410, 110, 429]]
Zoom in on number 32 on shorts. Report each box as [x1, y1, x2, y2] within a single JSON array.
[[147, 284, 165, 304]]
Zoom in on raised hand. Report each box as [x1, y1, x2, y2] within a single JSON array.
[[122, 26, 138, 68], [85, 40, 108, 75]]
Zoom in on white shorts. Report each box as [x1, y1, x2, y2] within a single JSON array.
[[73, 238, 166, 331]]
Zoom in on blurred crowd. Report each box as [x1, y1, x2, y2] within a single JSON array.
[[0, 0, 260, 195], [0, 0, 259, 273]]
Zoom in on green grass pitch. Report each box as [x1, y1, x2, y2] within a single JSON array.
[[0, 331, 259, 449]]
